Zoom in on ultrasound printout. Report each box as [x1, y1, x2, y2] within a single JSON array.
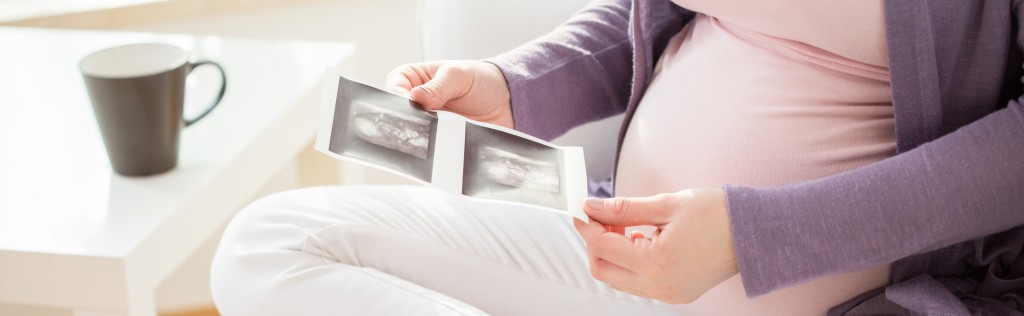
[[316, 70, 588, 221]]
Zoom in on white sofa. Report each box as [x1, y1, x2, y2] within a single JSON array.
[[418, 0, 624, 180]]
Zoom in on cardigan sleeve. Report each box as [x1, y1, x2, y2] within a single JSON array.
[[724, 7, 1024, 296], [485, 0, 634, 140], [726, 101, 1024, 296]]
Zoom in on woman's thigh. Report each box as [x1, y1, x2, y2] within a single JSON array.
[[211, 185, 674, 316]]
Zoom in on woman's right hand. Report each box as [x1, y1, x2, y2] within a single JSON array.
[[385, 60, 514, 129]]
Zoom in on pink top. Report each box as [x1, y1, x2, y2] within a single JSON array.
[[615, 11, 895, 316]]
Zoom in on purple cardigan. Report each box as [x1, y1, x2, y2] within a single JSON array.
[[488, 0, 1024, 314]]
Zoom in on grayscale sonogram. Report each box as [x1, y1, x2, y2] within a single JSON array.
[[463, 123, 567, 211], [478, 146, 560, 193], [351, 103, 431, 160], [328, 76, 437, 182]]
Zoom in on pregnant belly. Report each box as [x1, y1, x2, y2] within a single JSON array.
[[614, 15, 896, 315]]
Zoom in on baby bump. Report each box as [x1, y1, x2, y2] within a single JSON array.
[[616, 14, 896, 315]]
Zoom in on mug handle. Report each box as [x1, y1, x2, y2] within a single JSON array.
[[184, 60, 227, 127]]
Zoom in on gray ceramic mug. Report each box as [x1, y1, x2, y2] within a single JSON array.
[[80, 43, 226, 176]]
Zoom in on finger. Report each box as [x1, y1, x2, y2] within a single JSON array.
[[589, 226, 649, 270], [578, 216, 650, 269], [573, 217, 605, 241], [384, 62, 444, 96], [584, 195, 676, 227], [384, 72, 413, 97], [384, 65, 419, 93], [590, 258, 651, 297], [609, 226, 626, 235], [576, 219, 643, 265], [410, 65, 471, 110]]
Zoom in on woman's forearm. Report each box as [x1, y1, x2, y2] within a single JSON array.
[[485, 0, 635, 140], [725, 98, 1024, 296]]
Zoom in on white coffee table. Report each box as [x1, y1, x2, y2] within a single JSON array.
[[0, 27, 353, 316]]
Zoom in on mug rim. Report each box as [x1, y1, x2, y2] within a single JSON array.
[[80, 43, 189, 79]]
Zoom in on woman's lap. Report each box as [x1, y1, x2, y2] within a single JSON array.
[[210, 185, 672, 315]]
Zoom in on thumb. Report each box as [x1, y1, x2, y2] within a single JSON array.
[[410, 66, 470, 110], [584, 195, 676, 227]]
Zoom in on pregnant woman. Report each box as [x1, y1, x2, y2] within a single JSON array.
[[211, 1, 1024, 315]]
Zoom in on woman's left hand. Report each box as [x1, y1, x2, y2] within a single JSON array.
[[573, 188, 739, 304]]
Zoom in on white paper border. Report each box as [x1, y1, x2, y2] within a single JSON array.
[[314, 67, 341, 155]]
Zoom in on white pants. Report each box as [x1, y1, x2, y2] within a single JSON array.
[[210, 185, 674, 315]]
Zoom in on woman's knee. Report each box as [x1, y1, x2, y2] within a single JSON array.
[[210, 185, 437, 313], [210, 186, 374, 313], [221, 185, 417, 239]]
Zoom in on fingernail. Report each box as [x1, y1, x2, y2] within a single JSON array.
[[585, 198, 604, 210]]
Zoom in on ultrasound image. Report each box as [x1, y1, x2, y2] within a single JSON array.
[[462, 122, 566, 210], [479, 146, 560, 193], [351, 105, 431, 160]]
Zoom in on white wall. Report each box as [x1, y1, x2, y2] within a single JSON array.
[[116, 0, 421, 86]]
